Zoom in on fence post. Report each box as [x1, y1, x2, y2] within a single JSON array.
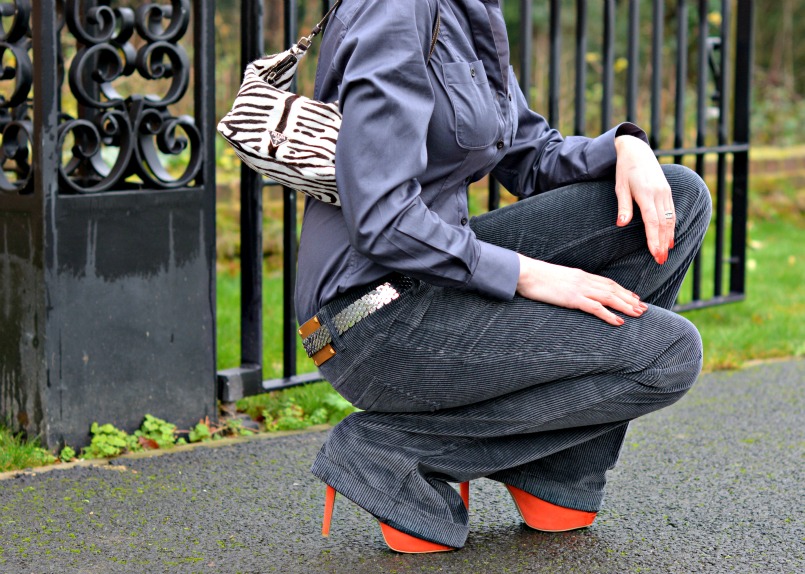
[[0, 0, 218, 448]]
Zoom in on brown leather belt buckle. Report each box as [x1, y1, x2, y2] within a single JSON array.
[[311, 343, 336, 366], [298, 315, 337, 366], [298, 315, 322, 339]]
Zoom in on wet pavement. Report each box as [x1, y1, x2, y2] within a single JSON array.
[[0, 359, 802, 573]]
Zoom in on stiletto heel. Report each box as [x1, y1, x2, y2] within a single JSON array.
[[460, 481, 470, 509], [322, 485, 336, 537], [505, 485, 597, 532], [321, 484, 457, 553]]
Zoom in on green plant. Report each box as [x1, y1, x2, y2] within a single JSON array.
[[134, 414, 178, 450], [59, 446, 76, 463], [0, 424, 57, 472], [237, 383, 356, 432], [82, 422, 141, 459], [188, 420, 213, 443], [186, 416, 254, 443]]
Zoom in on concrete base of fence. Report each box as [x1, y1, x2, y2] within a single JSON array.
[[0, 190, 217, 449]]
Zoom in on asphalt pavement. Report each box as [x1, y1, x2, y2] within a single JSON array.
[[0, 359, 802, 574]]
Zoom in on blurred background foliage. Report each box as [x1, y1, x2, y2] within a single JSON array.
[[211, 0, 805, 149]]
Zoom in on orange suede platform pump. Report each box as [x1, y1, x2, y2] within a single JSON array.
[[322, 481, 470, 553], [505, 485, 597, 532]]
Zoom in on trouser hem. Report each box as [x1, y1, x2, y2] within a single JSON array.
[[311, 449, 469, 549]]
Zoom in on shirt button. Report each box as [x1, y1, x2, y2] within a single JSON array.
[[460, 217, 468, 226], [496, 140, 504, 149], [470, 68, 476, 78], [508, 93, 512, 101]]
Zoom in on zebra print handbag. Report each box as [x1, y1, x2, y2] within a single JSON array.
[[217, 0, 440, 207]]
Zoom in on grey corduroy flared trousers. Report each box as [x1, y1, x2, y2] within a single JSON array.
[[310, 164, 712, 548]]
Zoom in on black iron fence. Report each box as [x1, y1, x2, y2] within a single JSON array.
[[219, 0, 755, 400], [0, 0, 754, 444]]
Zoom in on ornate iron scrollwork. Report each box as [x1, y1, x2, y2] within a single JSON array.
[[0, 0, 33, 195], [57, 0, 201, 193]]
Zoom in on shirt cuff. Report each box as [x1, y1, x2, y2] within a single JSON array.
[[585, 122, 650, 178], [466, 241, 520, 301]]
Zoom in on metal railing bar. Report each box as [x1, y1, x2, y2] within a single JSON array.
[[520, 0, 533, 105], [693, 0, 710, 303], [488, 176, 501, 212], [626, 0, 639, 123], [262, 371, 325, 392], [730, 0, 754, 297], [602, 0, 615, 133], [673, 293, 745, 313], [650, 0, 664, 149], [673, 0, 688, 157], [653, 143, 749, 157], [574, 0, 587, 135], [240, 0, 264, 388], [282, 0, 300, 379], [548, 0, 561, 125], [714, 0, 731, 298]]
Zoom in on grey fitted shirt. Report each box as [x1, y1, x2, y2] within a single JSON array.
[[295, 0, 647, 323]]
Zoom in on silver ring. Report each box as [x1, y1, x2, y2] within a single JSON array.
[[664, 211, 674, 219]]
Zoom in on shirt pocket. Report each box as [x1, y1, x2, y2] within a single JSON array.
[[442, 60, 499, 150]]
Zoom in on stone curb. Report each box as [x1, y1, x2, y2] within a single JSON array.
[[0, 423, 332, 482]]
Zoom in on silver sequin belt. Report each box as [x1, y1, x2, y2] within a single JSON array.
[[298, 276, 413, 366]]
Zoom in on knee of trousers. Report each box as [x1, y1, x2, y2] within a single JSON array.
[[629, 314, 704, 396], [661, 164, 713, 226]]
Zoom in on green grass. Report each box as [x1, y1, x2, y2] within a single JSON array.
[[0, 424, 57, 473], [216, 268, 317, 378], [683, 216, 805, 370]]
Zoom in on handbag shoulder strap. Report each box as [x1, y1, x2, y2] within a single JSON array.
[[428, 2, 441, 64], [296, 0, 441, 66], [297, 0, 344, 51]]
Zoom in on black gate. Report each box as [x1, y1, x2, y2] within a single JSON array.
[[218, 0, 755, 400], [0, 0, 218, 447]]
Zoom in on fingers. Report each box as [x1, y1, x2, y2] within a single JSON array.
[[640, 200, 663, 264], [666, 195, 676, 249], [614, 176, 633, 227], [515, 258, 648, 327], [653, 195, 669, 263], [580, 275, 648, 326], [654, 191, 676, 263]]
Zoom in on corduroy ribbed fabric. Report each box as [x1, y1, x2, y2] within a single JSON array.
[[311, 164, 712, 548]]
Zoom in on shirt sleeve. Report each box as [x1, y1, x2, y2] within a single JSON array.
[[334, 0, 520, 301], [492, 77, 650, 198]]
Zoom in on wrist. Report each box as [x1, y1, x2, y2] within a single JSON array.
[[614, 134, 639, 154]]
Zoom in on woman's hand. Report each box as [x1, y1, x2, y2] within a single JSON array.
[[614, 135, 675, 265], [516, 254, 647, 326]]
